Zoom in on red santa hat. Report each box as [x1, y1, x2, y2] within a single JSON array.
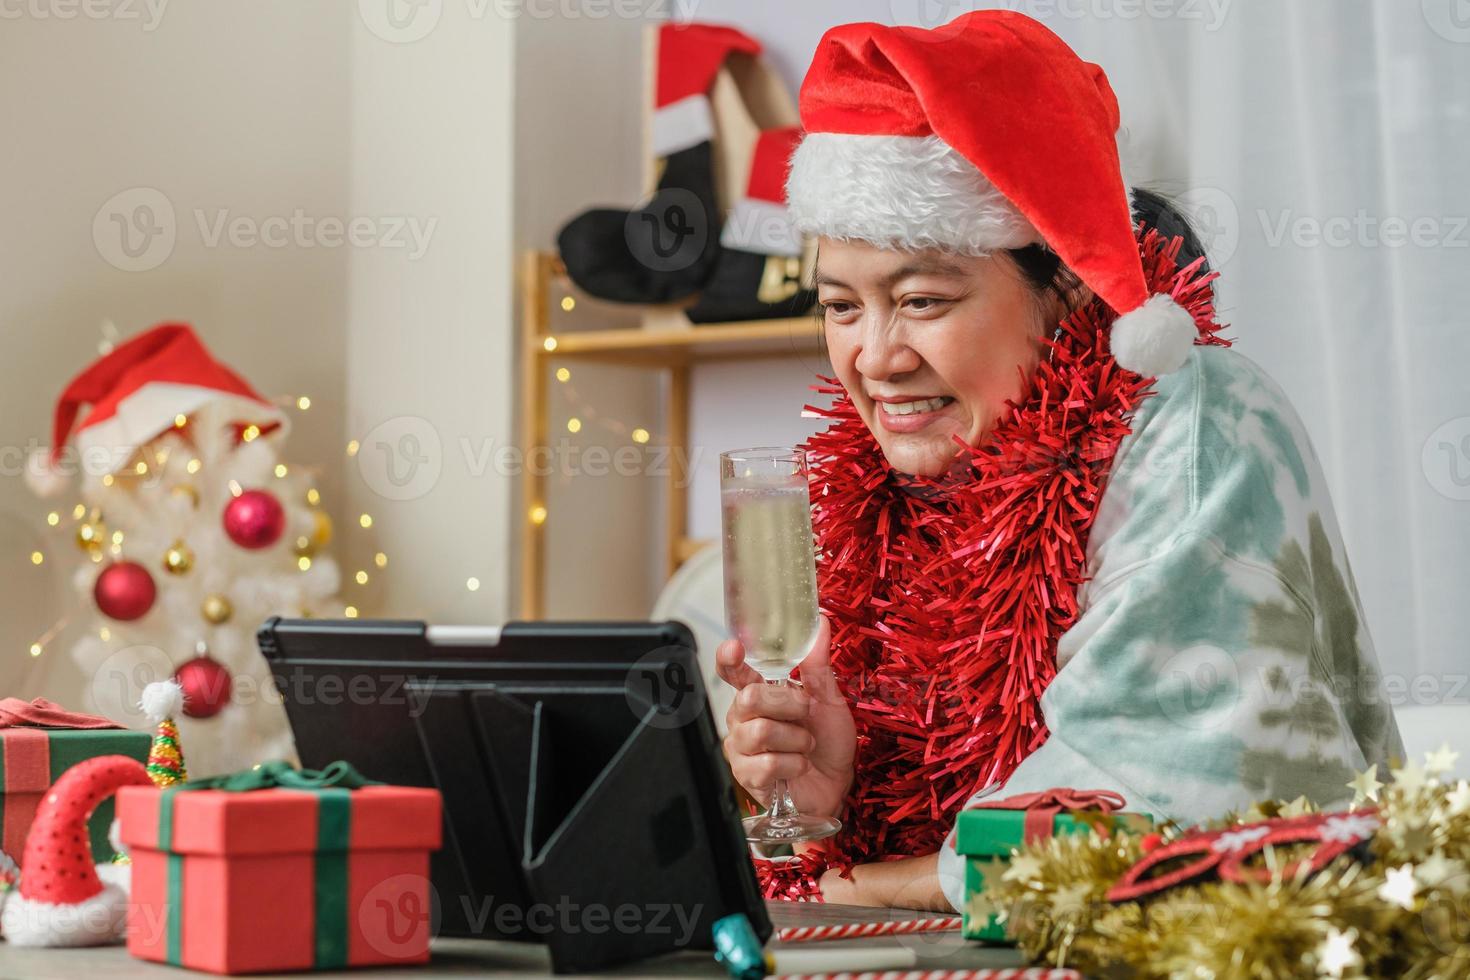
[[0, 755, 153, 947], [785, 10, 1197, 377], [26, 323, 288, 496]]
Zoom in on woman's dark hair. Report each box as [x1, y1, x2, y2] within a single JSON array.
[[1007, 187, 1213, 310]]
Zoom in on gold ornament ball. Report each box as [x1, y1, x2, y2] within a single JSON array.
[[163, 539, 195, 575], [171, 483, 200, 508], [201, 593, 233, 625], [76, 515, 107, 553], [311, 509, 333, 547]]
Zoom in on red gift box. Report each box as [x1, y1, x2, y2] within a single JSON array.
[[117, 771, 441, 975], [0, 697, 150, 863]]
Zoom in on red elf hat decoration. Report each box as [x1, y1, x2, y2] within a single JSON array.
[[1, 755, 152, 947], [785, 10, 1198, 377], [26, 323, 288, 497]]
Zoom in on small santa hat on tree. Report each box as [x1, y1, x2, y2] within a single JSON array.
[[141, 679, 189, 787], [26, 323, 288, 498], [784, 10, 1205, 377], [0, 755, 152, 947]]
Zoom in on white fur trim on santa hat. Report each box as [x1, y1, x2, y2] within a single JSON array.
[[786, 133, 1042, 255], [74, 381, 288, 477], [1, 863, 130, 947], [1109, 293, 1197, 376]]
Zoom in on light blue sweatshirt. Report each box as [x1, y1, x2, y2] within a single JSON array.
[[936, 344, 1405, 910]]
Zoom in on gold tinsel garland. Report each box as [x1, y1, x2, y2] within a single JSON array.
[[987, 747, 1470, 979]]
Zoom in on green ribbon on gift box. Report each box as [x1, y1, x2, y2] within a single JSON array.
[[157, 761, 381, 969]]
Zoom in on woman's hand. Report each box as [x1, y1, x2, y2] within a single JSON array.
[[717, 616, 855, 820]]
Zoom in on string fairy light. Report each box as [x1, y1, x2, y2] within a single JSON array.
[[27, 615, 71, 659]]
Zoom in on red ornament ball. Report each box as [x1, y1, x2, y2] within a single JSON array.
[[223, 489, 286, 550], [93, 560, 157, 621], [173, 656, 233, 719]]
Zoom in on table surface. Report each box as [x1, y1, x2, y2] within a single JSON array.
[[0, 901, 1025, 979]]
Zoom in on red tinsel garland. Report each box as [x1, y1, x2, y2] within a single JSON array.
[[755, 227, 1228, 901]]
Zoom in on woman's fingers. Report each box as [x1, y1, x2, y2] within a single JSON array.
[[728, 679, 812, 724], [715, 638, 764, 690], [726, 716, 816, 757], [733, 751, 810, 789]]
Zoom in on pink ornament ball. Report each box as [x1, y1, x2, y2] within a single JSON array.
[[222, 489, 286, 550], [173, 656, 233, 719], [93, 560, 157, 621]]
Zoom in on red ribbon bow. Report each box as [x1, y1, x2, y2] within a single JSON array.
[[969, 788, 1127, 845], [0, 697, 121, 730]]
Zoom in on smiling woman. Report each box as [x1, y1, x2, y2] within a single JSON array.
[[714, 9, 1405, 911]]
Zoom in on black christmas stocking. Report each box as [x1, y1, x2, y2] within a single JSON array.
[[557, 24, 760, 305], [686, 126, 816, 324]]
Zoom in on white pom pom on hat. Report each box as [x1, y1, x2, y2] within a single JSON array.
[[140, 678, 185, 724], [784, 9, 1206, 375], [1108, 293, 1199, 377]]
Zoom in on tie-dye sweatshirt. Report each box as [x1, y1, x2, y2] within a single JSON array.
[[935, 343, 1405, 911]]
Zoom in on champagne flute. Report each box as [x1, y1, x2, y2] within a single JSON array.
[[720, 447, 841, 844]]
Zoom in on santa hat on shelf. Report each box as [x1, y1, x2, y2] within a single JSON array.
[[141, 680, 189, 787], [0, 755, 153, 947], [785, 10, 1198, 377], [26, 323, 288, 497]]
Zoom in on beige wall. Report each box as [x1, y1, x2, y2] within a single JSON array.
[[0, 3, 352, 700], [343, 4, 518, 625], [511, 10, 665, 618]]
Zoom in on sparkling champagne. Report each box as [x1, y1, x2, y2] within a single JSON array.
[[719, 446, 839, 845], [720, 481, 820, 680]]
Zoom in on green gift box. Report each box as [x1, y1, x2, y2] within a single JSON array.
[[956, 790, 1153, 942], [1, 719, 151, 864]]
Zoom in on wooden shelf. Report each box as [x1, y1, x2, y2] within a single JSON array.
[[517, 250, 822, 618], [543, 317, 822, 364]]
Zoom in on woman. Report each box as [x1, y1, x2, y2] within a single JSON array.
[[716, 10, 1403, 912]]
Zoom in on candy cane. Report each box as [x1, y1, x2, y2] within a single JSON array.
[[776, 918, 964, 943], [774, 969, 1082, 980]]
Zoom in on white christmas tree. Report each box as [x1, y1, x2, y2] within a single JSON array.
[[28, 324, 343, 777]]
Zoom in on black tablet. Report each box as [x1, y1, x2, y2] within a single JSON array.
[[257, 617, 770, 974]]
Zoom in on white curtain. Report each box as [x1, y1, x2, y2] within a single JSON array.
[[1033, 1, 1470, 692]]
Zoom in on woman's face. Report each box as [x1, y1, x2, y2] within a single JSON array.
[[817, 238, 1060, 478]]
